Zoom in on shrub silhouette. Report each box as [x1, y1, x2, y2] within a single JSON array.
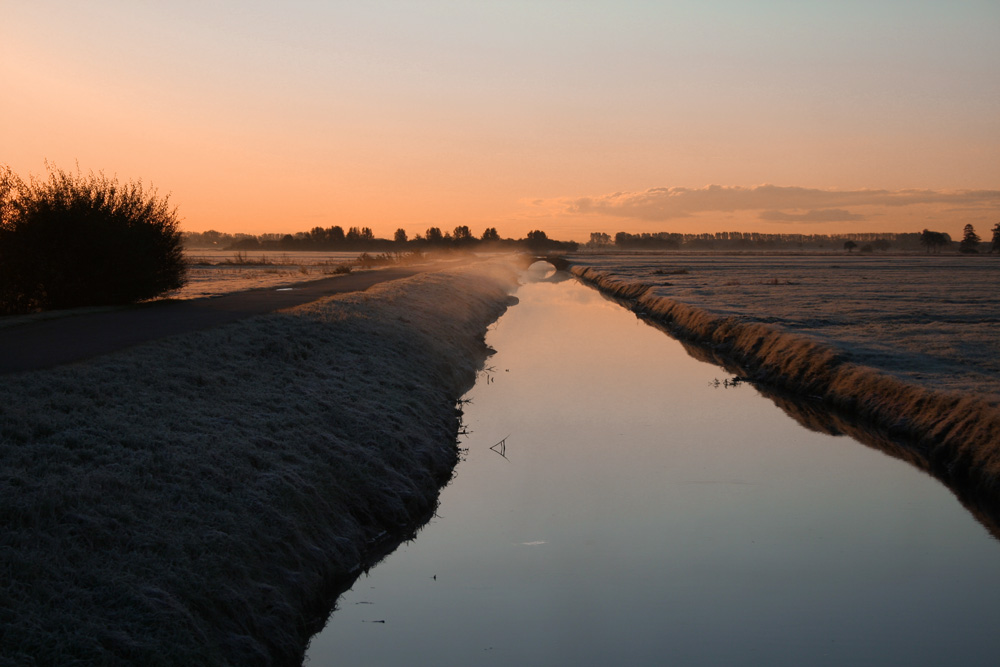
[[0, 164, 185, 314]]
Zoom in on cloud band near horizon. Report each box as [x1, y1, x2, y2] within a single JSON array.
[[550, 185, 1000, 223]]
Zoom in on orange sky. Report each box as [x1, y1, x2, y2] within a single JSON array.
[[3, 1, 998, 242]]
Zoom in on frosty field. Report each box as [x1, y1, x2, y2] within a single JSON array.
[[0, 258, 520, 664], [174, 250, 366, 300], [569, 253, 1000, 403]]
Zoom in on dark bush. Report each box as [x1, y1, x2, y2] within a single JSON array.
[[0, 164, 186, 314]]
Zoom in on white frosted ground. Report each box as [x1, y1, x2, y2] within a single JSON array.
[[570, 253, 1000, 403], [0, 257, 520, 664], [172, 250, 378, 299], [173, 250, 478, 300]]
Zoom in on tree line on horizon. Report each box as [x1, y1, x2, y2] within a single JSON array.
[[182, 225, 578, 252], [594, 226, 1000, 253], [601, 230, 908, 251], [915, 224, 1000, 254], [185, 223, 1000, 255]]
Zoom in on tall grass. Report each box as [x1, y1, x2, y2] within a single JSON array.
[[571, 265, 1000, 489], [0, 163, 185, 314], [678, 338, 1000, 540]]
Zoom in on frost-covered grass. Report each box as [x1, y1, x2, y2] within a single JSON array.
[[175, 250, 371, 300], [0, 257, 520, 665], [172, 250, 464, 300], [570, 253, 1000, 500], [570, 253, 1000, 401]]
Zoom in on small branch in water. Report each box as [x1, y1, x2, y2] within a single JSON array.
[[490, 435, 511, 461], [710, 376, 749, 388]]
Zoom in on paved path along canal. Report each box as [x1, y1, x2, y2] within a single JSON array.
[[0, 266, 427, 375]]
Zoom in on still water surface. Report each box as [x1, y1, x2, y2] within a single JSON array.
[[307, 266, 1000, 665]]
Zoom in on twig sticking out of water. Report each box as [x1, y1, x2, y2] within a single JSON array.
[[490, 435, 510, 461], [710, 376, 748, 388]]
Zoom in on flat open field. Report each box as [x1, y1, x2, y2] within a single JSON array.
[[175, 250, 365, 300], [569, 253, 1000, 403]]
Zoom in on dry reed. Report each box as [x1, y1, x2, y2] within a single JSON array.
[[571, 265, 1000, 488]]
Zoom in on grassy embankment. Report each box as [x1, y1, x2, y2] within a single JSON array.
[[570, 264, 1000, 507], [0, 257, 520, 665]]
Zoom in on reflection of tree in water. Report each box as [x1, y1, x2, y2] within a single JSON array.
[[678, 337, 1000, 542]]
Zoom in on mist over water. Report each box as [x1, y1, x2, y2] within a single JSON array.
[[307, 267, 1000, 666]]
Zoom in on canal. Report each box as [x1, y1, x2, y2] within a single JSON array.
[[306, 265, 1000, 665]]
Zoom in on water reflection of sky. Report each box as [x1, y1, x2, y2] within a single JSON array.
[[308, 271, 1000, 666]]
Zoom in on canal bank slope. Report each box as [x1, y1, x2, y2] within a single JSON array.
[[0, 257, 520, 665], [570, 264, 1000, 494]]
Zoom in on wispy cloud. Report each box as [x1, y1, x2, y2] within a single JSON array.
[[759, 209, 867, 223], [551, 185, 1000, 221]]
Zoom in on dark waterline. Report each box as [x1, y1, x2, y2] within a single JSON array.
[[307, 268, 1000, 666]]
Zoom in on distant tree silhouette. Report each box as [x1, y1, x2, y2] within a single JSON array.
[[843, 240, 857, 253], [230, 235, 262, 250], [344, 226, 374, 244], [393, 228, 407, 243], [613, 231, 682, 249], [425, 227, 443, 244], [920, 229, 950, 253], [524, 229, 571, 252], [991, 222, 1000, 254], [525, 230, 548, 250], [481, 227, 500, 242], [959, 224, 981, 254], [453, 225, 473, 244], [587, 232, 612, 248]]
